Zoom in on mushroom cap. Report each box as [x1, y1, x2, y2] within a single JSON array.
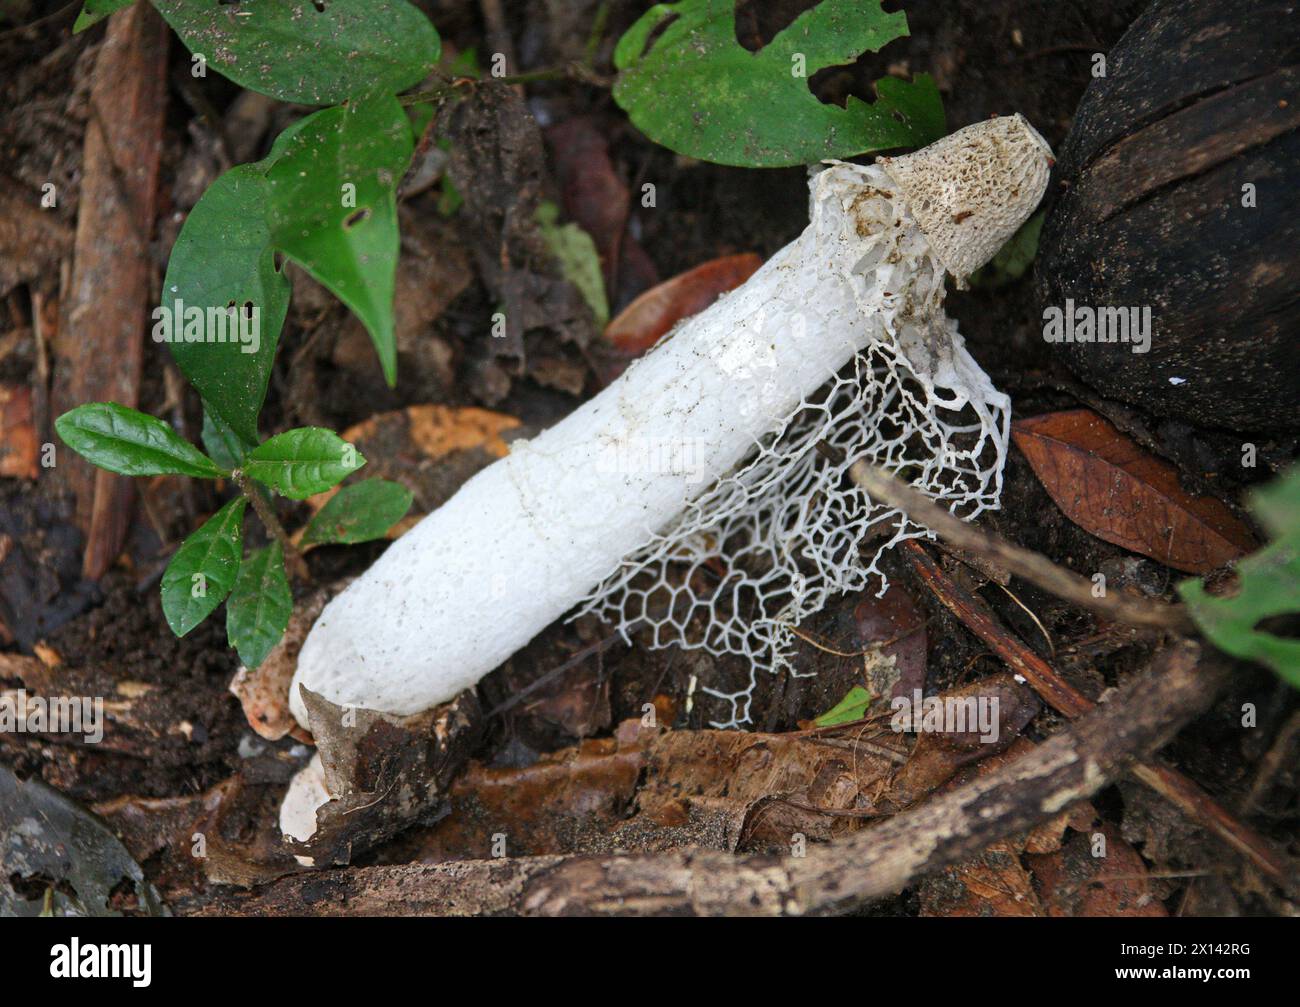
[[879, 114, 1054, 280]]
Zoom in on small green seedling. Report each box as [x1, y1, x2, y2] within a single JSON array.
[[55, 402, 412, 668]]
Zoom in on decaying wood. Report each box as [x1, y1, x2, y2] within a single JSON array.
[[902, 539, 1296, 891], [51, 5, 167, 579], [195, 641, 1257, 916]]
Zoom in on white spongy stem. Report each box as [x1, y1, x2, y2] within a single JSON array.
[[289, 118, 1053, 726]]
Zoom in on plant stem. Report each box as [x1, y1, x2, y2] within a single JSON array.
[[399, 63, 612, 106], [233, 470, 310, 581]]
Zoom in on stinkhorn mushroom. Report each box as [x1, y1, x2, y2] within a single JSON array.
[[289, 115, 1053, 731]]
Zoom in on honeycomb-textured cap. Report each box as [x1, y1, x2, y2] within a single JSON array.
[[878, 115, 1054, 279]]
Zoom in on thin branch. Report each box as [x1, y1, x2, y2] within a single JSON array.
[[400, 63, 612, 107], [835, 453, 1195, 633], [903, 539, 1294, 889], [233, 470, 309, 581]]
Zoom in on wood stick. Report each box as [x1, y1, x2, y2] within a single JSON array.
[[52, 5, 168, 579], [845, 459, 1194, 633], [902, 539, 1294, 890]]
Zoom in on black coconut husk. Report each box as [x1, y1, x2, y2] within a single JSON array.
[[1036, 0, 1300, 434]]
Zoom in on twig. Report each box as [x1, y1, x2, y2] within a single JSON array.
[[838, 455, 1195, 633], [232, 470, 309, 581], [903, 539, 1295, 890], [583, 1, 611, 69], [1239, 708, 1300, 815], [399, 63, 612, 107], [52, 4, 168, 579]]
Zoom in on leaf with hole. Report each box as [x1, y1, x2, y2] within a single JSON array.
[[1180, 469, 1300, 688], [245, 428, 365, 499], [226, 542, 293, 669], [163, 164, 290, 445], [150, 0, 440, 105], [55, 402, 221, 478], [266, 95, 413, 385], [73, 0, 135, 32], [613, 0, 944, 168], [301, 479, 413, 547], [161, 496, 247, 636]]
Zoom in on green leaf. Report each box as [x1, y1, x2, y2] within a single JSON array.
[[73, 0, 134, 32], [201, 407, 255, 473], [971, 211, 1045, 289], [226, 542, 293, 668], [163, 164, 290, 445], [160, 497, 247, 636], [537, 201, 609, 326], [244, 428, 365, 500], [301, 479, 413, 547], [266, 96, 413, 385], [613, 0, 945, 168], [55, 403, 221, 478], [1180, 469, 1300, 688], [150, 0, 440, 105], [813, 685, 874, 727]]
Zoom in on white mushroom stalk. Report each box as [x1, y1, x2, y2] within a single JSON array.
[[289, 116, 1053, 730]]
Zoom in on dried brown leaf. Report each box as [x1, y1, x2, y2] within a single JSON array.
[[605, 253, 763, 355], [1012, 409, 1255, 573], [919, 840, 1042, 916], [1026, 821, 1167, 916]]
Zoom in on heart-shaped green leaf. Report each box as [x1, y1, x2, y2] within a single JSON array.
[[266, 96, 413, 385], [55, 403, 221, 478], [150, 0, 440, 105], [226, 542, 293, 668], [301, 479, 413, 547], [73, 0, 134, 32], [613, 0, 945, 167], [244, 428, 365, 499], [163, 164, 290, 445], [161, 496, 247, 636]]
